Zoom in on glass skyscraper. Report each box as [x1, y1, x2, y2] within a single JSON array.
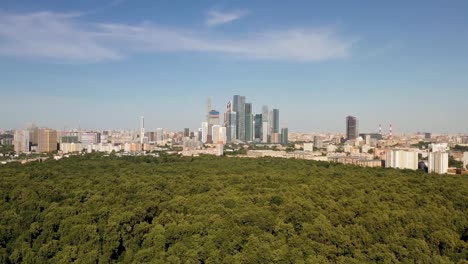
[[244, 103, 253, 142], [273, 109, 280, 134], [233, 95, 246, 141], [281, 128, 288, 144], [254, 114, 262, 140], [346, 116, 358, 140]]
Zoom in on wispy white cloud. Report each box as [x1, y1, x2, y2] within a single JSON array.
[[0, 11, 354, 63], [205, 9, 249, 26], [0, 11, 121, 62]]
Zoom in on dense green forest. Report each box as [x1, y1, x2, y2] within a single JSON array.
[[1, 154, 467, 263]]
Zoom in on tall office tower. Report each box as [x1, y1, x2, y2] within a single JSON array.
[[198, 128, 203, 141], [385, 149, 418, 170], [184, 128, 190, 138], [428, 152, 448, 174], [346, 116, 358, 140], [262, 105, 269, 143], [13, 130, 30, 153], [262, 122, 269, 143], [314, 136, 323, 149], [140, 116, 145, 145], [208, 110, 220, 126], [227, 112, 237, 143], [269, 110, 273, 139], [38, 128, 58, 153], [201, 122, 208, 143], [233, 95, 246, 141], [245, 103, 253, 142], [223, 101, 232, 127], [281, 128, 288, 144], [254, 114, 263, 141], [272, 109, 280, 134], [156, 128, 164, 141]]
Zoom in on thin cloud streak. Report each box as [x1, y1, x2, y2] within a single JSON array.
[[0, 11, 354, 63], [205, 9, 249, 26]]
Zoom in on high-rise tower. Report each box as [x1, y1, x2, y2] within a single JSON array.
[[245, 103, 253, 142], [233, 95, 246, 141], [140, 116, 145, 145], [346, 116, 358, 140]]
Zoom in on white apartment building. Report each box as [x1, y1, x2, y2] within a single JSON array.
[[385, 149, 418, 170], [13, 130, 30, 153], [428, 151, 448, 174]]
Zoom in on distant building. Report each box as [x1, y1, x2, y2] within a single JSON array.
[[463, 152, 468, 170], [61, 136, 79, 144], [385, 149, 418, 170], [425, 132, 432, 139], [429, 143, 448, 152], [272, 109, 280, 134], [184, 128, 190, 138], [428, 152, 448, 174], [359, 133, 382, 141], [156, 128, 164, 141], [281, 128, 288, 144], [38, 128, 58, 153], [304, 143, 314, 152], [13, 130, 30, 153], [233, 95, 246, 141], [271, 133, 280, 144], [212, 125, 227, 144], [245, 103, 253, 142], [60, 142, 82, 153], [254, 114, 262, 141], [201, 122, 208, 143], [314, 136, 323, 149], [207, 110, 220, 143], [262, 105, 269, 143], [79, 132, 100, 145], [346, 116, 358, 140]]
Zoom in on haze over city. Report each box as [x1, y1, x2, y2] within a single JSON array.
[[1, 0, 468, 133]]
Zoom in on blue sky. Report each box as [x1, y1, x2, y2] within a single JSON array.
[[1, 0, 467, 133]]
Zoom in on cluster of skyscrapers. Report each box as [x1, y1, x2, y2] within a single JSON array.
[[200, 95, 288, 145]]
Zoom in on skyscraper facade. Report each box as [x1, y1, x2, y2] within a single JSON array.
[[254, 114, 262, 141], [227, 112, 237, 143], [233, 95, 246, 141], [140, 116, 145, 145], [262, 105, 269, 143], [272, 109, 280, 134], [281, 128, 288, 145], [245, 103, 253, 142], [201, 122, 208, 143], [346, 116, 358, 140]]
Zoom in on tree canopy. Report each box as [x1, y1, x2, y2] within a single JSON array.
[[0, 154, 467, 263]]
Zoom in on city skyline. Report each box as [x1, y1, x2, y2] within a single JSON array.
[[1, 1, 468, 133]]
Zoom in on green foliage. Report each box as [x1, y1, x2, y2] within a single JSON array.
[[449, 156, 463, 168], [411, 141, 430, 149], [0, 154, 467, 263], [453, 145, 468, 152]]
